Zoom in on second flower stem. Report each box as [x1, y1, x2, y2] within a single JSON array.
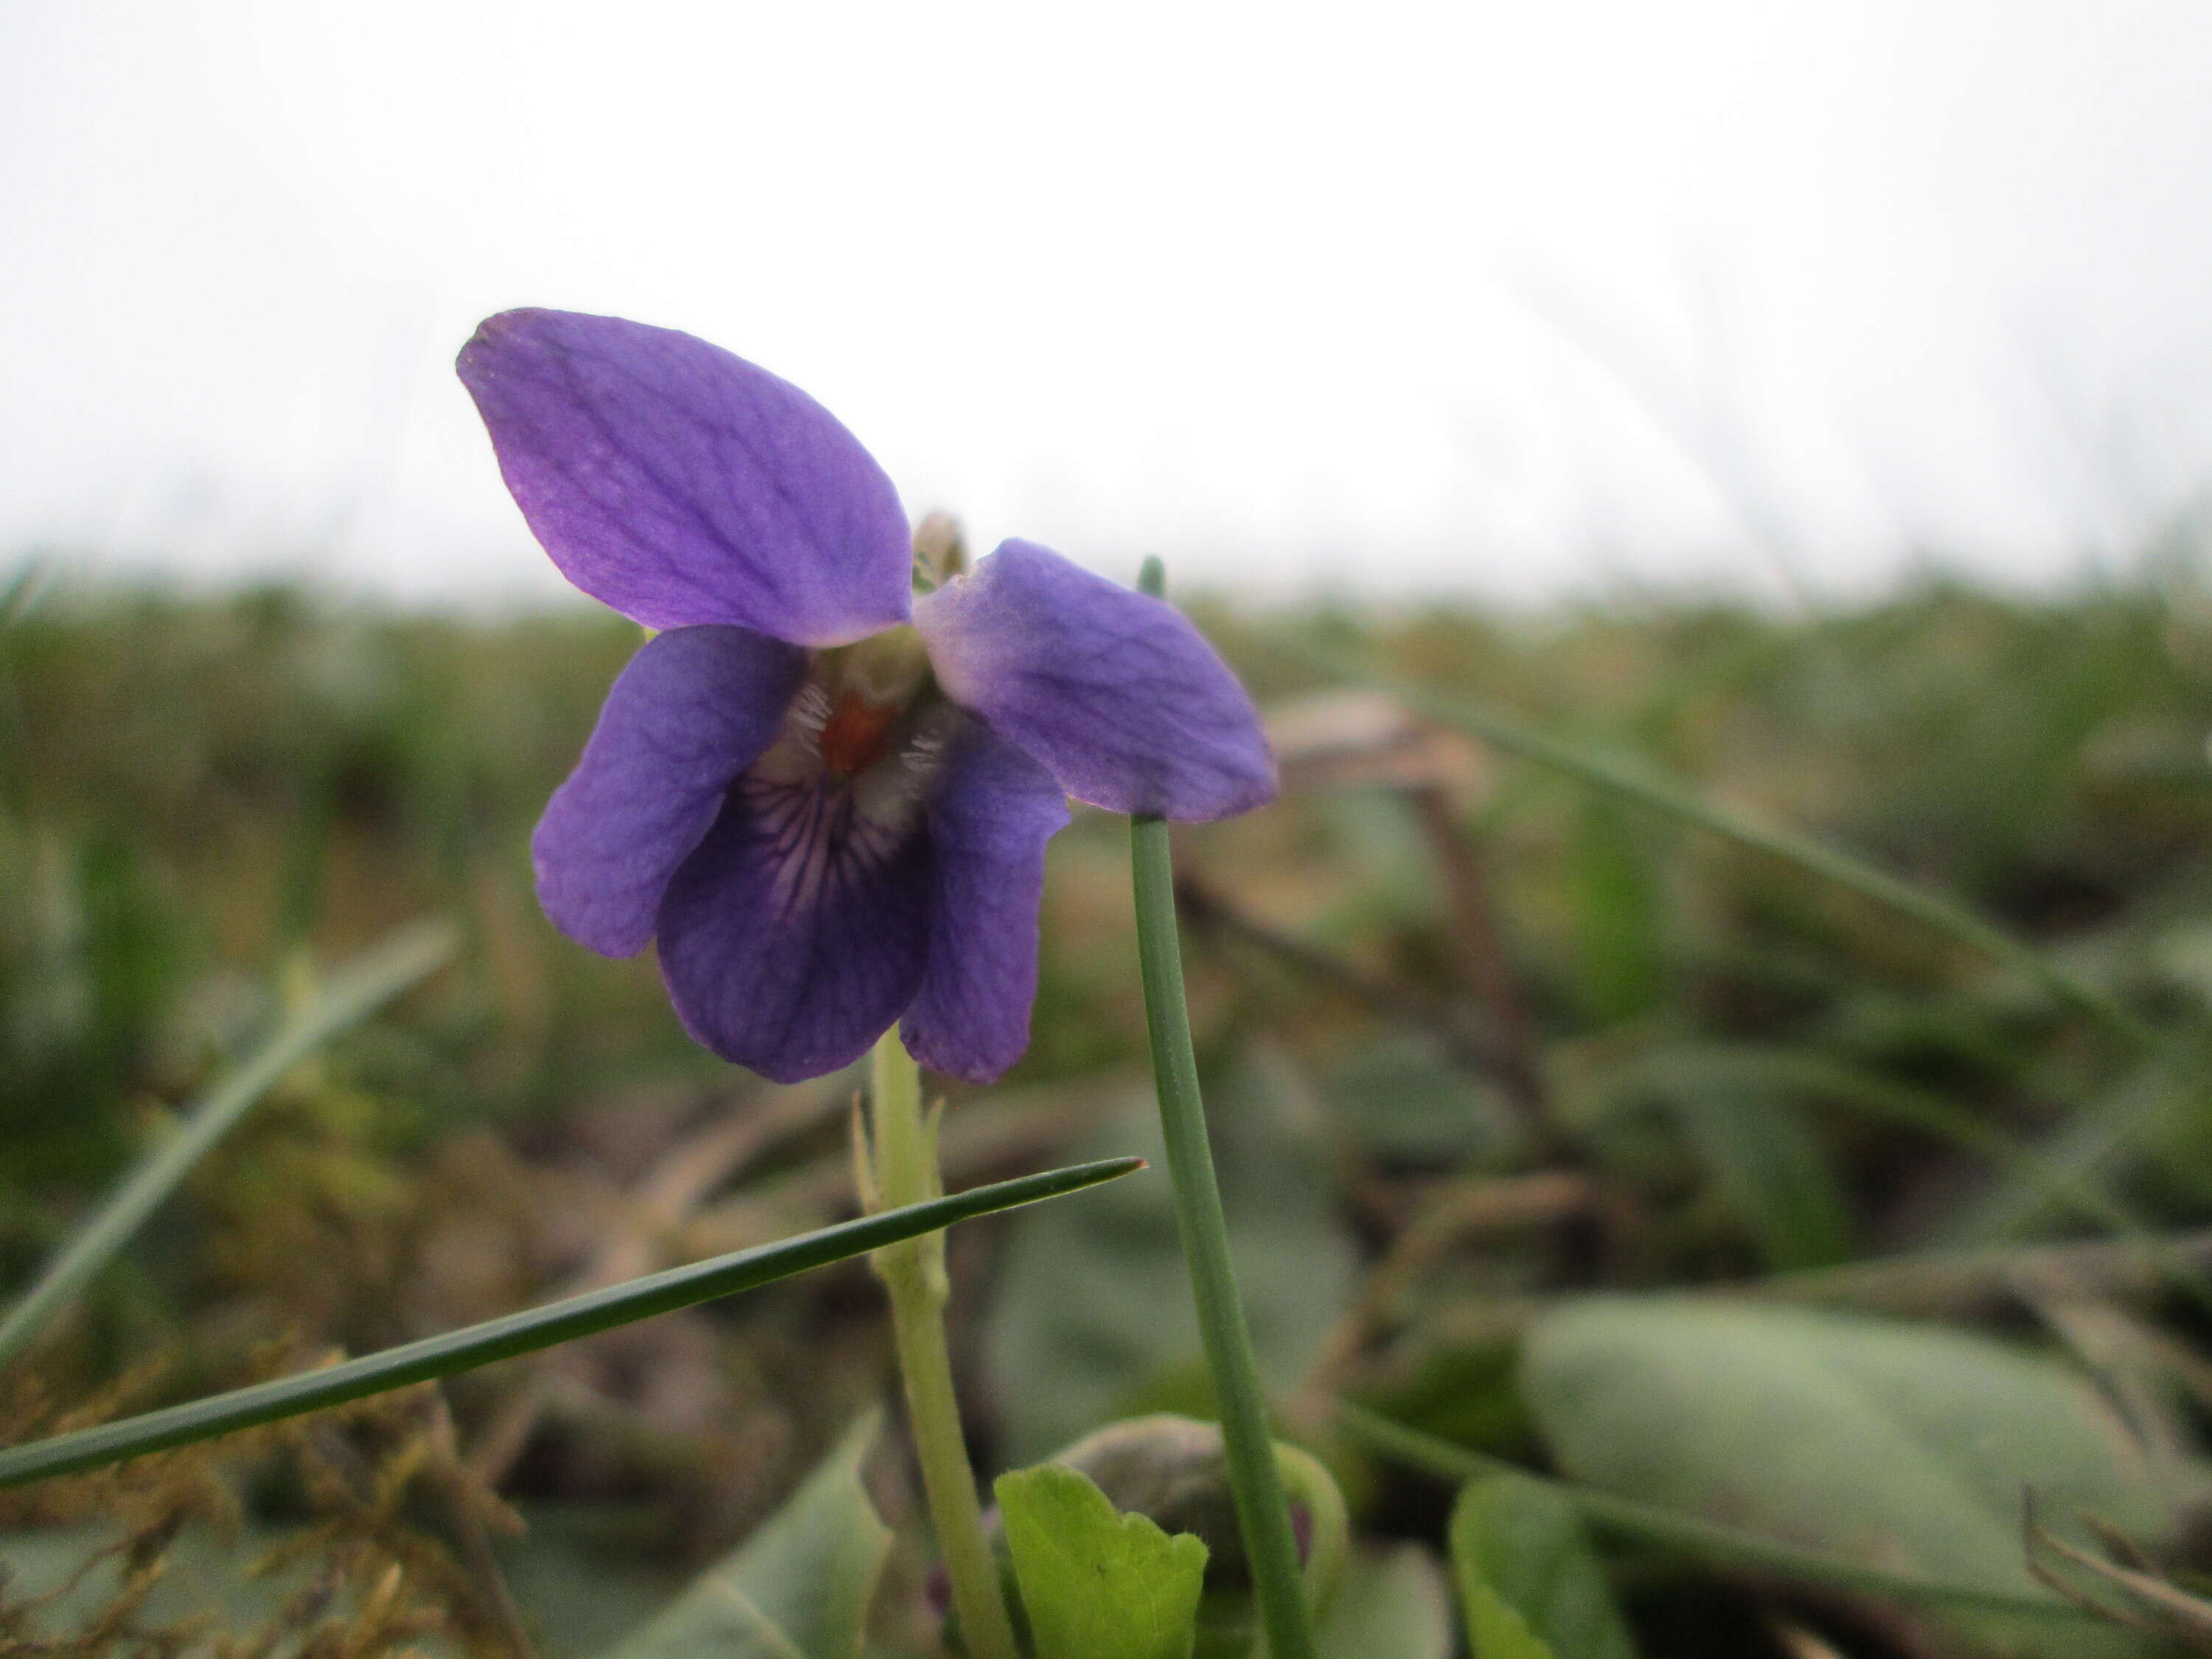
[[1127, 555, 1318, 1659], [866, 1032, 1020, 1659]]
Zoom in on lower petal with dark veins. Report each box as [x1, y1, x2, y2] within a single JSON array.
[[655, 773, 933, 1083], [901, 720, 1071, 1082]]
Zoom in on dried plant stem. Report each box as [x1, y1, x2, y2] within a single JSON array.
[[866, 1033, 1020, 1659], [426, 1393, 539, 1659], [1405, 784, 1548, 1121]]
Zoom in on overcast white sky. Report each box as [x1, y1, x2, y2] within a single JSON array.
[[5, 0, 2211, 606]]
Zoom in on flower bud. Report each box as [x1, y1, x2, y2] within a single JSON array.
[[913, 511, 967, 587]]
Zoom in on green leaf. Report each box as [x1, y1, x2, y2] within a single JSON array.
[[0, 1155, 1144, 1489], [1523, 1297, 2173, 1654], [492, 1518, 684, 1657], [995, 1463, 1209, 1659], [1449, 1474, 1638, 1659], [608, 1414, 889, 1659], [1315, 1546, 1454, 1659], [1036, 1414, 1349, 1659], [1455, 1582, 1552, 1659], [986, 1055, 1356, 1464], [1336, 1399, 2111, 1621]]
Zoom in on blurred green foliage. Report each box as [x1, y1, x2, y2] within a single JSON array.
[[5, 558, 2212, 1657]]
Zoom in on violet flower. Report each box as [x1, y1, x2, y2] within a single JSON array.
[[459, 310, 1276, 1085]]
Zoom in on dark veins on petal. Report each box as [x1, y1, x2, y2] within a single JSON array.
[[532, 625, 806, 958], [900, 720, 1070, 1082], [654, 773, 933, 1084]]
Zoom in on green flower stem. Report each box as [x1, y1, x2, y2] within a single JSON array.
[[1129, 557, 1318, 1659], [867, 1032, 1021, 1659]]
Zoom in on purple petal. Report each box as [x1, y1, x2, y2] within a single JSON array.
[[534, 626, 805, 956], [914, 540, 1278, 820], [901, 721, 1071, 1082], [655, 776, 933, 1083], [458, 309, 913, 646]]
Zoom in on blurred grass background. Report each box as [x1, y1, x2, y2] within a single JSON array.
[[4, 545, 2212, 1655]]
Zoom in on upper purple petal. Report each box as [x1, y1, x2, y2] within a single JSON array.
[[655, 774, 933, 1083], [533, 625, 805, 957], [914, 540, 1278, 820], [901, 720, 1071, 1082], [458, 309, 914, 646]]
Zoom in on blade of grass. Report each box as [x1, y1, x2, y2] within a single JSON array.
[[1938, 1064, 2179, 1246], [1279, 639, 2156, 1051], [0, 1155, 1144, 1489], [1333, 1402, 2093, 1623], [0, 918, 461, 1370]]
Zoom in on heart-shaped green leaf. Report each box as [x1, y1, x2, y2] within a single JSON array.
[[996, 1462, 1210, 1659], [1524, 1298, 2173, 1655]]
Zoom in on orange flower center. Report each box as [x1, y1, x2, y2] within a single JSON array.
[[819, 692, 901, 779]]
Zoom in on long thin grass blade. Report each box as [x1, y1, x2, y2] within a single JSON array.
[[0, 1155, 1144, 1489], [0, 919, 460, 1370]]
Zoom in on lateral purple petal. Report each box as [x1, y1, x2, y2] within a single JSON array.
[[914, 540, 1278, 820], [901, 720, 1071, 1082], [533, 626, 805, 958], [458, 309, 914, 645], [655, 779, 933, 1083]]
